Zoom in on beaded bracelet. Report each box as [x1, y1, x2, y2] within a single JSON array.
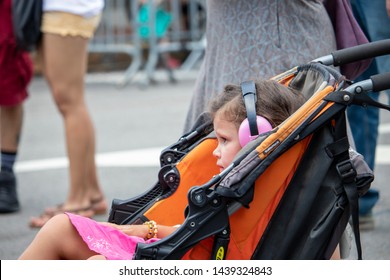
[[143, 220, 158, 240]]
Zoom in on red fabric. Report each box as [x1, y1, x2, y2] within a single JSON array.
[[0, 0, 33, 106]]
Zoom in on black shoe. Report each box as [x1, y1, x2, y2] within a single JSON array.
[[0, 171, 20, 213]]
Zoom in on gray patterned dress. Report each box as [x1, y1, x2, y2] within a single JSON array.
[[183, 0, 336, 132]]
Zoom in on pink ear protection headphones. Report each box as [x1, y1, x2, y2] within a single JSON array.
[[238, 80, 273, 147]]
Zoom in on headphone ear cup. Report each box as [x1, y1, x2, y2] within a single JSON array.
[[238, 116, 272, 147]]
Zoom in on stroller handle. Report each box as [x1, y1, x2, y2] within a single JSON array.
[[313, 39, 390, 67], [344, 72, 390, 95], [371, 72, 390, 93]]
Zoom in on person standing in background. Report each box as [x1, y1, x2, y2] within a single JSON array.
[[183, 0, 337, 132], [347, 0, 390, 229], [0, 0, 34, 213], [29, 0, 107, 228]]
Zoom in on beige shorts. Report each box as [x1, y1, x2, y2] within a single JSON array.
[[41, 12, 101, 39]]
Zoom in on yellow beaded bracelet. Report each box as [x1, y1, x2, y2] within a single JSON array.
[[143, 220, 158, 240]]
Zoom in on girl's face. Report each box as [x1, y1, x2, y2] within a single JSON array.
[[212, 113, 242, 172]]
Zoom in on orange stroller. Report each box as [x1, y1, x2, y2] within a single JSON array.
[[108, 40, 390, 260]]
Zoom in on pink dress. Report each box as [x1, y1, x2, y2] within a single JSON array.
[[65, 212, 159, 260]]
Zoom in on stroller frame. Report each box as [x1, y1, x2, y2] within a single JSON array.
[[108, 40, 390, 260]]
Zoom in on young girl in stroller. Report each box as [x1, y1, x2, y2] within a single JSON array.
[[19, 78, 307, 260]]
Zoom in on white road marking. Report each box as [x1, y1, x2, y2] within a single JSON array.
[[15, 147, 164, 173], [376, 145, 390, 165], [14, 123, 390, 172], [379, 123, 390, 134]]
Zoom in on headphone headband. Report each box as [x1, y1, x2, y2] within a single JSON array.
[[238, 80, 273, 147], [240, 80, 258, 136]]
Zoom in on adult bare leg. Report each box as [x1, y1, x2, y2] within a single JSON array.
[[1, 105, 23, 152], [29, 33, 106, 227]]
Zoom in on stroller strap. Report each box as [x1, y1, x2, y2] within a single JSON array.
[[328, 112, 362, 260]]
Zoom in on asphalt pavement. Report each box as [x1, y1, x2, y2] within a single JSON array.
[[0, 69, 389, 260]]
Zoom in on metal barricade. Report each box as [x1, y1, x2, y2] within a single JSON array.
[[88, 0, 143, 86], [89, 0, 206, 86], [142, 0, 206, 85]]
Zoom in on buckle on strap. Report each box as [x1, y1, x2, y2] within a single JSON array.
[[336, 160, 357, 183]]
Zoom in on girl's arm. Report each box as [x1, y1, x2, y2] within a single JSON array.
[[99, 222, 178, 239]]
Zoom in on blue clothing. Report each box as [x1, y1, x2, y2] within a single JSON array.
[[347, 61, 380, 171], [348, 0, 390, 215], [350, 0, 390, 85]]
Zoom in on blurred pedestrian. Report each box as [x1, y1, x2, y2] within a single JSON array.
[[29, 0, 107, 228], [0, 0, 34, 213]]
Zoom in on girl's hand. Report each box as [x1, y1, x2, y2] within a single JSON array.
[[99, 221, 179, 239], [99, 222, 148, 238]]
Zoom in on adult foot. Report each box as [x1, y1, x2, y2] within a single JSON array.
[[91, 196, 108, 215], [44, 196, 107, 216], [29, 205, 95, 228]]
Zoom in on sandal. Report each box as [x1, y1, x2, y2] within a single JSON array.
[[29, 205, 95, 228], [43, 196, 108, 216], [44, 203, 64, 216], [90, 196, 108, 215]]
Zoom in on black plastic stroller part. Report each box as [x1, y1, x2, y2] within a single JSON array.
[[108, 113, 214, 225], [160, 112, 213, 166]]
